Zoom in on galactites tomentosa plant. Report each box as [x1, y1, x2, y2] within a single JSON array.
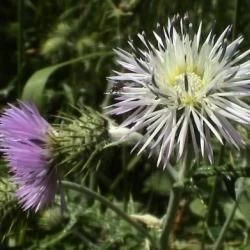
[[106, 15, 250, 168], [0, 101, 109, 212]]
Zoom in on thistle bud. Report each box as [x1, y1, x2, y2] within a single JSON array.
[[0, 177, 16, 210], [52, 107, 109, 173], [39, 207, 63, 231]]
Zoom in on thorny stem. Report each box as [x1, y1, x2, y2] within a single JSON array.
[[61, 181, 156, 247], [160, 151, 190, 250]]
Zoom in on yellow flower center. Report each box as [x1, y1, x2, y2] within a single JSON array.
[[172, 72, 204, 107]]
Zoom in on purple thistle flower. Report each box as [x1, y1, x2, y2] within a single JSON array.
[[0, 101, 57, 212]]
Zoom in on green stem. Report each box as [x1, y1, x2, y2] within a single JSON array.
[[213, 190, 243, 250], [232, 0, 239, 40], [201, 145, 225, 249], [17, 0, 24, 96], [39, 212, 77, 249], [206, 176, 220, 226], [160, 186, 182, 250], [101, 0, 121, 108], [160, 152, 189, 250], [61, 180, 155, 246]]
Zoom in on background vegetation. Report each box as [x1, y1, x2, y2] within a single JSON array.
[[1, 0, 250, 249]]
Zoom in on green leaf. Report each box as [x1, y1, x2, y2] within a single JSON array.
[[21, 51, 113, 108], [235, 178, 250, 226], [189, 198, 206, 218], [144, 171, 171, 194]]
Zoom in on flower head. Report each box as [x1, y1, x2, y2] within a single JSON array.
[[0, 101, 57, 212], [107, 16, 250, 167]]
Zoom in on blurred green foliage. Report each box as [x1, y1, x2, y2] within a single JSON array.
[[1, 0, 250, 249]]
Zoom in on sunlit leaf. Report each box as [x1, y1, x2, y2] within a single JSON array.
[[189, 198, 206, 218]]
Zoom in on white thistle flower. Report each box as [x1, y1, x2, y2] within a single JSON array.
[[106, 16, 250, 167]]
